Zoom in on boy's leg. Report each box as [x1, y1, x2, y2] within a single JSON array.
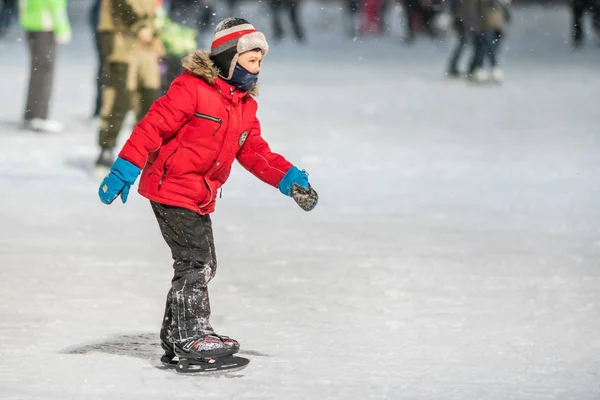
[[160, 288, 174, 346], [151, 202, 218, 344]]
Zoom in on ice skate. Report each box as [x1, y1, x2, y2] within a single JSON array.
[[491, 67, 504, 84], [22, 118, 63, 133], [445, 69, 464, 81], [469, 68, 489, 84], [159, 339, 177, 366], [174, 334, 240, 359], [174, 354, 250, 374], [160, 338, 249, 374], [163, 335, 249, 374]]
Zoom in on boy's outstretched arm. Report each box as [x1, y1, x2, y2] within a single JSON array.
[[237, 118, 318, 211]]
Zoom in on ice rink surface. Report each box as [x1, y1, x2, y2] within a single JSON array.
[[0, 2, 599, 399]]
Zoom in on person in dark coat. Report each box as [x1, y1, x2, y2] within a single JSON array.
[[446, 0, 468, 77], [90, 0, 103, 118], [168, 0, 215, 33], [0, 0, 17, 37], [268, 0, 306, 42], [459, 0, 510, 83], [570, 0, 600, 47]]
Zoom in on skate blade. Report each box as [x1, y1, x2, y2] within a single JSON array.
[[177, 363, 249, 375], [160, 354, 178, 368], [175, 355, 250, 375]]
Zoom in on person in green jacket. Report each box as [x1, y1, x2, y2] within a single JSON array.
[[155, 5, 198, 94], [19, 0, 71, 133]]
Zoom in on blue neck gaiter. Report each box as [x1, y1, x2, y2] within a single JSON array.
[[224, 63, 258, 92]]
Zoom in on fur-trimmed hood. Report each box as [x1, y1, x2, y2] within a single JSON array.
[[181, 50, 259, 97]]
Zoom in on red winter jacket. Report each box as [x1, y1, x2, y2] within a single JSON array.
[[118, 51, 293, 214]]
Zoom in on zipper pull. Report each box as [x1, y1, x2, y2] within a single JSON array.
[[219, 188, 223, 199]]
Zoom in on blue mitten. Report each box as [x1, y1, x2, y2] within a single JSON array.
[[278, 166, 309, 196], [98, 158, 141, 204], [279, 167, 318, 211]]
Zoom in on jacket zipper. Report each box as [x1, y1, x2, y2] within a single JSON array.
[[194, 112, 222, 136], [158, 149, 177, 189]]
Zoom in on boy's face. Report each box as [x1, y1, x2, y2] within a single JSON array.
[[238, 50, 263, 75]]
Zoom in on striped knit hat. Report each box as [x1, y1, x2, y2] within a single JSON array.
[[210, 18, 269, 80]]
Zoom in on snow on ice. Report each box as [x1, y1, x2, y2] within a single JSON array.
[[0, 1, 599, 399]]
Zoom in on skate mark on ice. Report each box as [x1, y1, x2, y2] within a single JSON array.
[[61, 332, 271, 361], [61, 332, 163, 362], [154, 364, 248, 378], [63, 155, 94, 175], [238, 349, 269, 357], [0, 120, 22, 129]]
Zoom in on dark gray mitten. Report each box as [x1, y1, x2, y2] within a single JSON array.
[[291, 183, 319, 211]]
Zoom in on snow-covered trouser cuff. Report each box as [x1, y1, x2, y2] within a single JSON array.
[[151, 202, 217, 344]]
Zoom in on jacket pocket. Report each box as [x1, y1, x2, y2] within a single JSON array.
[[194, 112, 222, 135], [198, 178, 215, 208], [158, 149, 178, 189]]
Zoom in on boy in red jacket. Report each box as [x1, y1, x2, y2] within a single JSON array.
[[98, 18, 318, 367]]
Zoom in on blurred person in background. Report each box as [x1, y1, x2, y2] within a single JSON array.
[[485, 0, 510, 82], [196, 0, 215, 33], [168, 0, 215, 33], [461, 0, 510, 83], [155, 1, 198, 93], [268, 0, 306, 42], [570, 0, 600, 47], [345, 0, 388, 38], [345, 0, 360, 37], [403, 0, 441, 43], [225, 0, 240, 16], [360, 0, 383, 35], [95, 0, 164, 173], [90, 0, 103, 118], [446, 0, 469, 78], [20, 0, 71, 133], [0, 0, 17, 37]]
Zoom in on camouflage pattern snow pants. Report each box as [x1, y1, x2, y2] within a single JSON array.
[[151, 202, 217, 345], [98, 32, 161, 149]]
